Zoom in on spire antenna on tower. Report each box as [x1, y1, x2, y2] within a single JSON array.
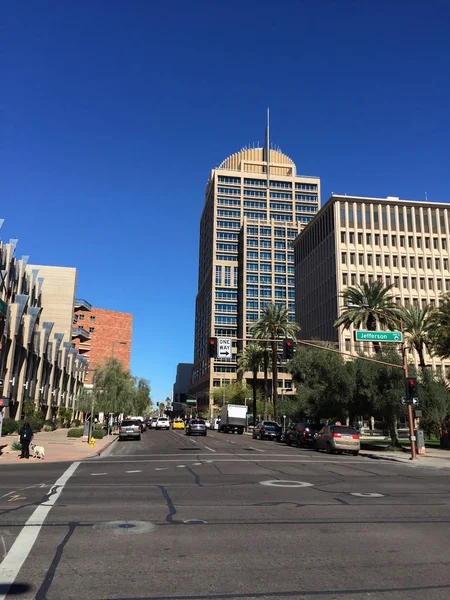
[[265, 107, 270, 184]]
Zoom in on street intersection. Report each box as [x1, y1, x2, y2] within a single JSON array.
[[1, 429, 450, 599]]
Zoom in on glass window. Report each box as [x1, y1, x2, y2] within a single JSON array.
[[218, 176, 240, 184], [350, 253, 355, 265], [393, 256, 398, 267], [367, 254, 373, 266], [260, 251, 271, 260], [391, 236, 396, 246], [234, 267, 238, 287], [442, 239, 447, 250], [244, 178, 266, 187], [401, 256, 406, 268], [408, 236, 413, 248], [351, 274, 356, 285], [218, 187, 241, 196], [89, 327, 94, 333], [420, 278, 425, 290], [260, 263, 271, 272], [224, 266, 231, 286], [247, 251, 258, 259], [410, 257, 415, 268], [274, 252, 286, 261], [383, 235, 388, 246], [411, 277, 417, 289], [427, 258, 432, 269], [274, 264, 286, 273], [247, 286, 258, 297], [433, 238, 439, 249], [78, 314, 84, 321], [436, 258, 441, 270], [376, 255, 381, 266], [425, 237, 430, 249], [374, 234, 380, 245], [444, 259, 449, 271], [90, 316, 95, 322], [270, 180, 292, 189], [247, 262, 258, 271], [384, 256, 389, 267], [366, 233, 371, 245], [359, 253, 364, 266], [274, 240, 285, 249], [417, 237, 422, 248], [400, 236, 405, 247], [244, 188, 266, 197], [215, 266, 222, 285], [343, 273, 348, 286], [218, 198, 240, 206], [418, 257, 423, 269]]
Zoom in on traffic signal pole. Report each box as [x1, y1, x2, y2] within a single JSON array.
[[400, 320, 416, 460]]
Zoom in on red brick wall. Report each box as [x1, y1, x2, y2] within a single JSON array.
[[72, 307, 132, 383]]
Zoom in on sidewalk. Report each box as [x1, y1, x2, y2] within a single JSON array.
[[0, 427, 118, 464], [361, 447, 450, 468]]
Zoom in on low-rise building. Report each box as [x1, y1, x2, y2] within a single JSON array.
[[0, 222, 88, 420]]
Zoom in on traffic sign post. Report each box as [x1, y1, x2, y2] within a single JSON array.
[[354, 331, 403, 343]]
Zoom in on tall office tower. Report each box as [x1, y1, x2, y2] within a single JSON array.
[[191, 131, 321, 413], [293, 194, 450, 373]]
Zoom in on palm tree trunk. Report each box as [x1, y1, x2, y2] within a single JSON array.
[[271, 340, 278, 422], [367, 314, 381, 353], [252, 370, 257, 427], [263, 348, 269, 420], [417, 345, 426, 371], [389, 413, 401, 447]]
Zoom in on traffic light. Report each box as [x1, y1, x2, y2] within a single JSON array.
[[208, 337, 217, 358], [283, 338, 295, 360], [405, 377, 417, 401]]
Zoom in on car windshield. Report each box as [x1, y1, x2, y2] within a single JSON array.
[[264, 421, 279, 427], [191, 420, 205, 424], [333, 426, 357, 434]]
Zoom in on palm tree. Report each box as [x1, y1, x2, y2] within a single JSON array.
[[251, 303, 300, 421], [251, 331, 271, 419], [237, 342, 264, 426], [334, 281, 400, 352], [428, 293, 450, 359], [398, 305, 432, 370]]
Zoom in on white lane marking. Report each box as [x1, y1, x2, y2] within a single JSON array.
[[204, 446, 216, 453], [90, 473, 107, 476], [0, 461, 80, 600], [260, 480, 314, 488], [154, 468, 168, 471], [0, 491, 16, 500], [126, 470, 142, 473], [193, 462, 202, 466], [248, 446, 265, 453], [1, 536, 6, 560], [97, 458, 389, 464], [351, 492, 385, 498], [177, 465, 186, 468]]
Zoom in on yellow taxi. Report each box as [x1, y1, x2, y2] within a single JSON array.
[[172, 418, 185, 430]]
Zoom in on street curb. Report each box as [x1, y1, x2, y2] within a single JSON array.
[[91, 435, 118, 458], [363, 453, 411, 463]]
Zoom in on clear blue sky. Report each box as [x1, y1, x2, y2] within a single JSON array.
[[1, 1, 449, 403]]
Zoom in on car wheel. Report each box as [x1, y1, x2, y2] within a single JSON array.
[[337, 450, 343, 455], [352, 451, 359, 456], [203, 432, 207, 436], [326, 442, 333, 454]]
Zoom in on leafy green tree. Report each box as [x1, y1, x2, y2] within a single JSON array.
[[237, 342, 264, 426], [428, 293, 450, 359], [354, 349, 407, 447], [132, 378, 152, 416], [398, 305, 432, 370], [250, 331, 272, 418], [334, 281, 399, 352], [210, 380, 250, 407], [288, 344, 354, 422], [418, 370, 450, 438], [251, 303, 300, 421]]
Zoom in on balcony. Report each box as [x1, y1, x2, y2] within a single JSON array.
[[74, 298, 92, 311], [72, 326, 91, 341]]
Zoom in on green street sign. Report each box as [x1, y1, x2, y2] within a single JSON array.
[[0, 299, 7, 317], [186, 399, 196, 404], [354, 331, 403, 343]]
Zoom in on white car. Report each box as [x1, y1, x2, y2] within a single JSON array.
[[150, 417, 159, 429], [156, 417, 170, 430], [204, 420, 211, 429]]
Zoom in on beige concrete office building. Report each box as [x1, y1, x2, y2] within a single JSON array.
[[191, 144, 321, 411], [293, 194, 450, 371]]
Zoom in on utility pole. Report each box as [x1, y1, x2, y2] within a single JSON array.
[[401, 320, 416, 460]]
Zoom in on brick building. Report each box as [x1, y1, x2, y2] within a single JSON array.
[[72, 302, 133, 384]]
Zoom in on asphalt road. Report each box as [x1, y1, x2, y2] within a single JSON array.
[[1, 428, 450, 600]]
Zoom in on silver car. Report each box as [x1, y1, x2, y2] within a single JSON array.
[[314, 424, 360, 455], [119, 419, 141, 441], [185, 419, 207, 436]]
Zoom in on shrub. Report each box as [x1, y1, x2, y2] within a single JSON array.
[[94, 423, 105, 430], [92, 429, 106, 439], [11, 441, 22, 451], [43, 424, 52, 432], [72, 419, 81, 427], [67, 428, 83, 438], [1, 418, 19, 435], [17, 419, 40, 433]]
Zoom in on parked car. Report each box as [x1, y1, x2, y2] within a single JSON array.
[[185, 419, 207, 436], [285, 423, 319, 448], [156, 417, 170, 430], [119, 420, 141, 441], [172, 418, 185, 430], [314, 424, 360, 455], [150, 417, 159, 429], [253, 420, 282, 441], [212, 418, 220, 431]]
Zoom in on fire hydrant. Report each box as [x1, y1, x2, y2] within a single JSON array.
[[89, 437, 96, 448]]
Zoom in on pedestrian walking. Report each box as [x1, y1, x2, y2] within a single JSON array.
[[51, 414, 56, 431], [19, 422, 33, 459]]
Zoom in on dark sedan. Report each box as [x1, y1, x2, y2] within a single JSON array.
[[253, 420, 282, 441], [185, 419, 207, 436], [285, 423, 319, 448]]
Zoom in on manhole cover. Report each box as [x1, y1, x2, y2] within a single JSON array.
[[260, 480, 314, 488], [94, 520, 157, 535]]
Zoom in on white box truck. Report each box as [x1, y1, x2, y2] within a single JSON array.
[[219, 404, 247, 434]]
